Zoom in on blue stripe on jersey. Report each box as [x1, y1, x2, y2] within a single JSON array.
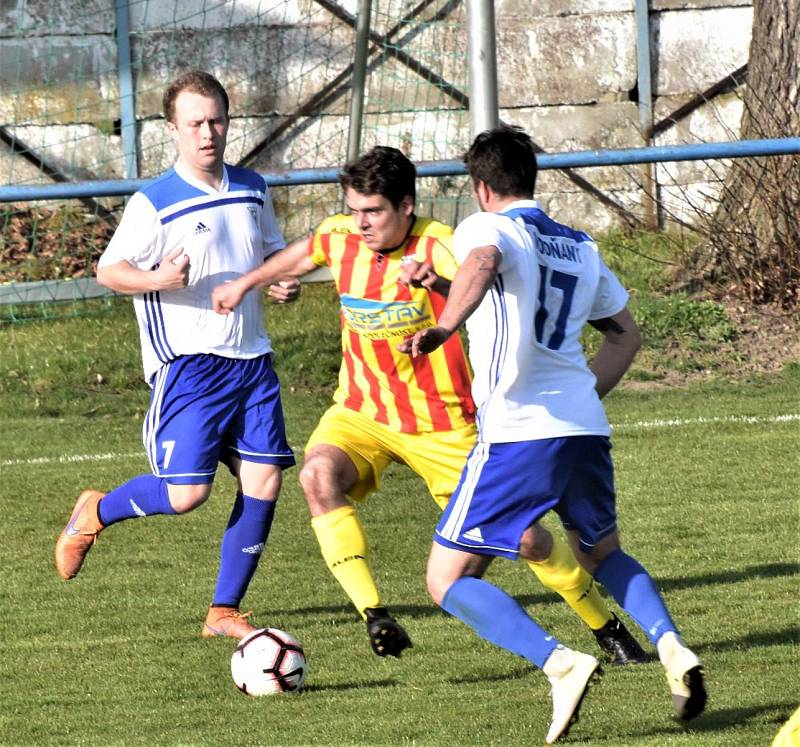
[[139, 164, 266, 215], [487, 283, 500, 390], [504, 206, 592, 243], [144, 292, 168, 364], [144, 291, 176, 364], [141, 168, 206, 210], [225, 164, 266, 192], [160, 195, 264, 225], [490, 274, 507, 391], [478, 275, 507, 432], [151, 291, 176, 359]]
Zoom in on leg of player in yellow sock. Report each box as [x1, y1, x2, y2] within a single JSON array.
[[301, 432, 413, 658], [311, 504, 413, 657], [526, 528, 646, 664], [311, 504, 380, 619], [528, 528, 610, 629]]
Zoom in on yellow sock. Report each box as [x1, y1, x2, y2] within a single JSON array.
[[527, 530, 612, 631], [311, 505, 380, 620]]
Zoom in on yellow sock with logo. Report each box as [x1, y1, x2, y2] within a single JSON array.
[[311, 505, 380, 620], [527, 530, 612, 631]]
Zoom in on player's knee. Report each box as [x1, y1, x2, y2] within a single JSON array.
[[299, 462, 335, 514], [167, 483, 211, 513], [518, 523, 553, 562], [298, 460, 324, 502], [425, 556, 466, 606], [299, 454, 350, 513], [426, 569, 450, 606], [243, 469, 282, 500], [588, 531, 621, 567]]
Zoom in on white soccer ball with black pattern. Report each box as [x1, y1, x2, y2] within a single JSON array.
[[231, 627, 307, 696]]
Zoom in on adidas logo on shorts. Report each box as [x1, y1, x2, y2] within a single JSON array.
[[462, 527, 484, 542]]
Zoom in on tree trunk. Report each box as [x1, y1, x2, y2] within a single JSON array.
[[710, 0, 799, 308]]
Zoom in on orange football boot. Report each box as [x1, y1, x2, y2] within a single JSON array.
[[55, 489, 106, 580], [201, 606, 258, 640]]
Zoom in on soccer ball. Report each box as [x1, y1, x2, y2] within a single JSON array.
[[231, 627, 307, 696]]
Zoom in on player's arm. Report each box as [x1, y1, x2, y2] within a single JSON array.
[[96, 246, 190, 294], [397, 244, 500, 357], [212, 236, 316, 314], [588, 307, 642, 398]]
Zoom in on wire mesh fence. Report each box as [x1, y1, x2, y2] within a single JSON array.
[[5, 0, 793, 319], [0, 0, 473, 319]]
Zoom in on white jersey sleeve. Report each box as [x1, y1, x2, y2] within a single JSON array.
[[452, 211, 527, 273], [589, 257, 629, 320], [260, 187, 286, 260], [98, 192, 162, 270]]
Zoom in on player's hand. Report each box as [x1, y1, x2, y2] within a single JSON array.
[[397, 326, 451, 357], [212, 278, 246, 314], [268, 278, 301, 304], [154, 246, 190, 290], [399, 258, 439, 291]]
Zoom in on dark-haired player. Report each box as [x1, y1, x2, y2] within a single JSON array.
[[212, 145, 645, 665], [401, 124, 706, 742]]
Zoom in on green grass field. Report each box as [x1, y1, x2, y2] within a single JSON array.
[[1, 281, 798, 746]]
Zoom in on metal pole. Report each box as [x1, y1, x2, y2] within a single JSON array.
[[636, 0, 657, 226], [2, 138, 798, 201], [115, 0, 138, 179], [346, 0, 372, 165], [466, 0, 499, 140], [636, 0, 653, 137]]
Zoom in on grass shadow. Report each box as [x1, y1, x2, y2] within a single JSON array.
[[656, 562, 798, 591], [302, 678, 399, 694]]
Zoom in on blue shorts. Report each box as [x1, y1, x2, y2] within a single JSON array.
[[435, 436, 617, 558], [143, 354, 295, 485]]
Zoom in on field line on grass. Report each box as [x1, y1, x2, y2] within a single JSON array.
[[0, 451, 143, 467], [3, 413, 798, 468], [612, 412, 800, 431]]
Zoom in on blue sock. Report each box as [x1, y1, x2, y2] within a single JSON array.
[[594, 549, 678, 645], [441, 576, 559, 669], [97, 474, 176, 526], [212, 493, 276, 608]]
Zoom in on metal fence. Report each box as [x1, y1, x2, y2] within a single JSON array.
[[1, 0, 797, 317]]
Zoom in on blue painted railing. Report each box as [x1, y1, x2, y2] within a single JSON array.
[[1, 137, 798, 203]]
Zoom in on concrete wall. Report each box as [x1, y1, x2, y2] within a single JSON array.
[[0, 0, 753, 233]]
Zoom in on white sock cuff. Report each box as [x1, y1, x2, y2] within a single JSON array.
[[543, 644, 575, 682], [656, 630, 685, 665]]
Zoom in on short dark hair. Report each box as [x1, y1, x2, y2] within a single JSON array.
[[163, 70, 230, 124], [339, 146, 416, 208], [463, 123, 538, 197]]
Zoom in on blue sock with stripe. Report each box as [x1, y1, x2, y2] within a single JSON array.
[[212, 493, 276, 608], [441, 576, 559, 669], [97, 474, 175, 526], [594, 549, 678, 645]]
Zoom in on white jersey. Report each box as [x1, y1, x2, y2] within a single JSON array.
[[452, 200, 629, 443], [99, 161, 285, 383]]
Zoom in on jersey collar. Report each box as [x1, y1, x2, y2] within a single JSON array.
[[500, 199, 540, 215], [174, 159, 230, 194], [375, 213, 417, 256]]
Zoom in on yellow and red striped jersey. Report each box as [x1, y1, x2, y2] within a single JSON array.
[[309, 214, 475, 433]]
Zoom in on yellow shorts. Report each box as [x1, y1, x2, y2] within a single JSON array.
[[305, 403, 476, 509]]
